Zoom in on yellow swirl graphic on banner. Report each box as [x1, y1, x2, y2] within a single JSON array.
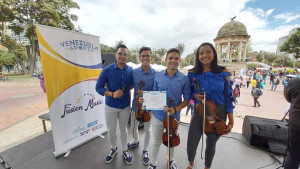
[[36, 28, 102, 107]]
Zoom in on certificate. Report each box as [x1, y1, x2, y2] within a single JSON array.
[[142, 91, 167, 110]]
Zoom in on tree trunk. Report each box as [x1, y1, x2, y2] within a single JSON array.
[[27, 37, 36, 74], [1, 21, 4, 39], [16, 56, 28, 74]]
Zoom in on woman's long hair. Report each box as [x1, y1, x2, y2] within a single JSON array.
[[191, 42, 225, 75]]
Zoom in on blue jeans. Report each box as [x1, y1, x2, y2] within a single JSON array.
[[272, 83, 278, 91]]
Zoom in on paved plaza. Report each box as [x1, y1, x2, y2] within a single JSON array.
[[0, 78, 288, 153]]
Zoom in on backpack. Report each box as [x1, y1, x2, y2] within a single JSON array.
[[257, 89, 263, 96]]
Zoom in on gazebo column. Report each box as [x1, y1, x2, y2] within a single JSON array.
[[238, 42, 242, 61], [219, 44, 223, 60], [242, 43, 248, 61], [226, 42, 231, 62], [215, 44, 220, 60]]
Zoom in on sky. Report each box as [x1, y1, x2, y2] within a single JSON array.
[[71, 0, 300, 57]]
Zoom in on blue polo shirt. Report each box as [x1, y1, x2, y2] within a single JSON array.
[[131, 66, 156, 111], [188, 71, 234, 113], [95, 62, 132, 109], [152, 70, 191, 121]]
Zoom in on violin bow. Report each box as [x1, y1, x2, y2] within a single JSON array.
[[194, 78, 206, 159], [167, 98, 172, 169], [201, 91, 206, 159]]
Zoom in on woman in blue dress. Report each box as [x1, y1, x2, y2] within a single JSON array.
[[186, 42, 235, 169]]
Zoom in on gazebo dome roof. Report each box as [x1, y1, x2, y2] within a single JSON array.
[[216, 20, 249, 39]]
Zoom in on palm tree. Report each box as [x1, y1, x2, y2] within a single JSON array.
[[157, 48, 167, 65], [176, 43, 185, 56], [113, 40, 126, 52]]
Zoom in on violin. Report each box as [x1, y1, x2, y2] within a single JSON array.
[[193, 78, 227, 136], [162, 98, 180, 169], [136, 80, 151, 122], [162, 98, 180, 147]]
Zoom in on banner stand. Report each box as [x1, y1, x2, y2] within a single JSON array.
[[36, 24, 107, 158]]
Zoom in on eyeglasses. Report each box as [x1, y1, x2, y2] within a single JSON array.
[[141, 55, 151, 58], [117, 52, 128, 57], [0, 156, 12, 169]]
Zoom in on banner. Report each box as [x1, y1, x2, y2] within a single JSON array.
[[36, 24, 107, 157]]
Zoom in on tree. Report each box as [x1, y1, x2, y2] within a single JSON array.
[[274, 54, 293, 67], [113, 40, 126, 52], [0, 52, 16, 72], [100, 43, 115, 54], [157, 48, 167, 65], [280, 29, 300, 61], [256, 52, 264, 62], [0, 35, 27, 73], [0, 0, 15, 39], [175, 43, 185, 56], [264, 53, 277, 65], [3, 0, 80, 74]]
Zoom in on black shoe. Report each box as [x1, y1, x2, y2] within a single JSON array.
[[252, 106, 256, 107]]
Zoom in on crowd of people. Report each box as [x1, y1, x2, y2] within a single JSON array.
[[94, 43, 299, 169]]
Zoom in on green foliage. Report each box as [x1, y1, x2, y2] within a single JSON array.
[[0, 35, 28, 73], [247, 63, 258, 68], [296, 61, 300, 68], [128, 53, 138, 64], [274, 54, 293, 67], [0, 0, 15, 38], [0, 52, 16, 65], [280, 29, 300, 60], [100, 43, 115, 54], [264, 53, 277, 65]]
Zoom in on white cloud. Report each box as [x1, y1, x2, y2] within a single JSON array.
[[274, 12, 300, 23], [71, 0, 298, 56]]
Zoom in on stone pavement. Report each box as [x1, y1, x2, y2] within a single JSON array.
[[0, 80, 50, 152], [0, 78, 288, 153]]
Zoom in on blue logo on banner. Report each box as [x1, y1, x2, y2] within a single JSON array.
[[60, 40, 98, 52], [87, 120, 98, 128]]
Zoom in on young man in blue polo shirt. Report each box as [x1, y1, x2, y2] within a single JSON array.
[[128, 47, 156, 165], [148, 48, 191, 169], [95, 44, 133, 165]]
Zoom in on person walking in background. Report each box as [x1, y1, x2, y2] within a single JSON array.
[[233, 76, 241, 88], [270, 72, 275, 84], [128, 47, 156, 166], [260, 79, 264, 89], [251, 84, 262, 107], [186, 42, 234, 169], [95, 44, 133, 165], [246, 75, 251, 88], [283, 78, 300, 169], [251, 78, 257, 93], [185, 99, 194, 117], [262, 72, 267, 84], [272, 77, 280, 91]]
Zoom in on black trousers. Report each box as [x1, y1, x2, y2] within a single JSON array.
[[253, 97, 260, 107], [284, 126, 300, 169]]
